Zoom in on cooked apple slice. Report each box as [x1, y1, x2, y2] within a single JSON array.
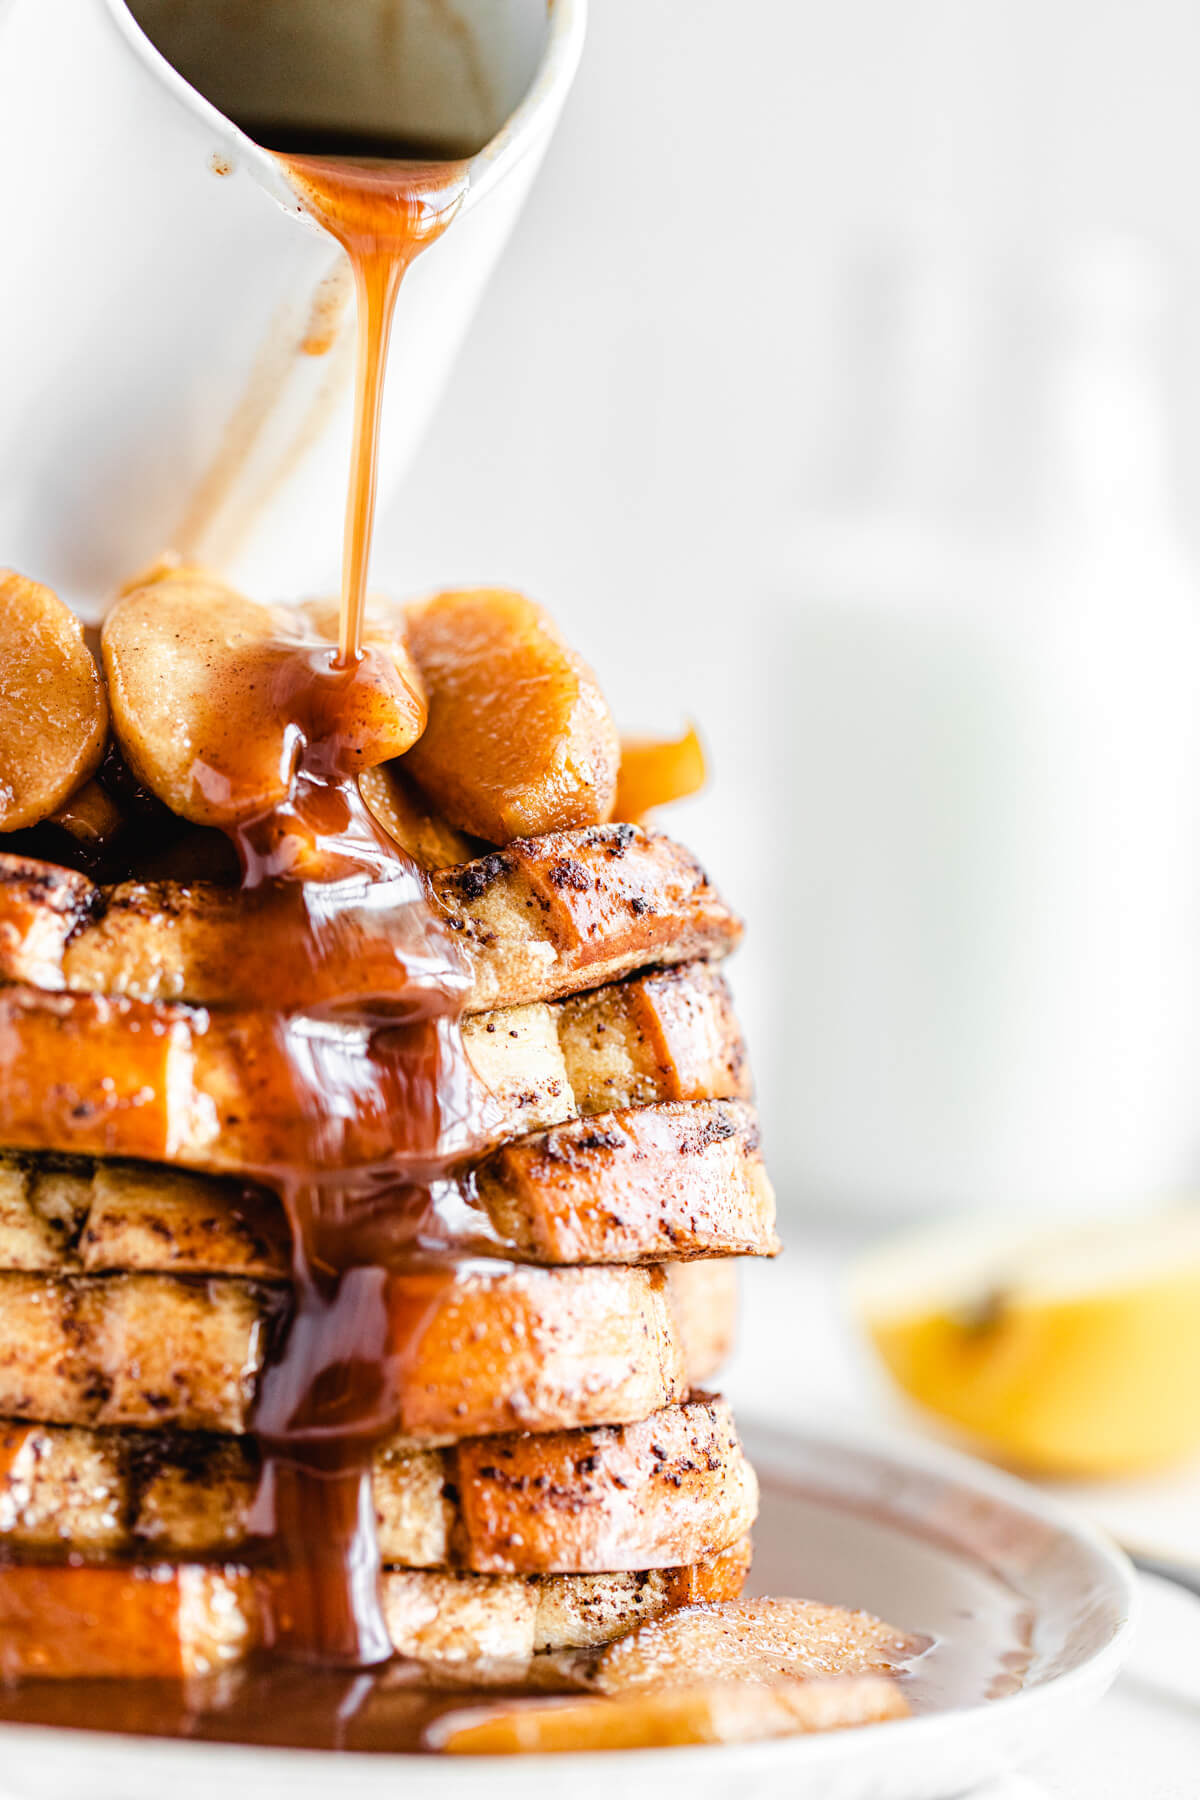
[[102, 568, 426, 828], [435, 1675, 907, 1753], [615, 726, 706, 822], [359, 763, 476, 870], [586, 1597, 926, 1694], [49, 779, 124, 847], [401, 588, 620, 843], [0, 570, 108, 831]]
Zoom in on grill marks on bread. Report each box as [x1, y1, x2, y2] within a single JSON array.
[[0, 1102, 772, 1274], [0, 1539, 752, 1680], [0, 1396, 756, 1574], [0, 827, 741, 1014], [0, 955, 772, 1259], [435, 827, 741, 1011], [473, 1100, 775, 1264], [0, 1262, 739, 1440]]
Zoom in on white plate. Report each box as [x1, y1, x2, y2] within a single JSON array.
[[0, 1422, 1135, 1800]]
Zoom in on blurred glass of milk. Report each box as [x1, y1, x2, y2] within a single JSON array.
[[765, 243, 1200, 1220]]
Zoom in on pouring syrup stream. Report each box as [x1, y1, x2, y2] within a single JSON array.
[[280, 154, 470, 666], [226, 149, 476, 1663]]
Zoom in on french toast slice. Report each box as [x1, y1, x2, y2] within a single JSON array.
[[0, 1155, 292, 1279], [0, 985, 574, 1176], [0, 855, 434, 1011], [580, 1597, 926, 1693], [0, 1397, 756, 1574], [0, 1108, 771, 1278], [0, 956, 762, 1183], [464, 959, 756, 1154], [0, 1538, 750, 1681], [432, 1675, 909, 1753], [435, 827, 741, 1011], [466, 960, 754, 1138], [0, 1262, 740, 1438], [473, 1100, 775, 1263], [552, 962, 748, 1112], [0, 986, 444, 1175], [0, 827, 741, 1014]]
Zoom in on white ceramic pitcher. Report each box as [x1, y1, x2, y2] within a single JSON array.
[[0, 0, 585, 618]]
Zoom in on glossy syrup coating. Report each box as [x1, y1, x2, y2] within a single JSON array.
[[101, 568, 426, 828]]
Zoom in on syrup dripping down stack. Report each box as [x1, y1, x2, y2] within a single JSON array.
[[0, 143, 921, 1748], [0, 565, 774, 1685]]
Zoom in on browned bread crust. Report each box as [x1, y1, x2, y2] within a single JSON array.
[[0, 1262, 739, 1439], [0, 1396, 756, 1574], [0, 966, 763, 1199], [0, 1099, 771, 1277], [553, 962, 750, 1112], [466, 959, 754, 1141], [0, 827, 741, 1015], [458, 959, 757, 1157], [434, 827, 742, 1011], [473, 1100, 775, 1264], [0, 1154, 291, 1279], [0, 1537, 751, 1680]]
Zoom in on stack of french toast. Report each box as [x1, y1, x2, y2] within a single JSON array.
[[0, 566, 917, 1750]]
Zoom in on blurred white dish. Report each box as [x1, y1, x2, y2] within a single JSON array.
[[0, 1423, 1134, 1800]]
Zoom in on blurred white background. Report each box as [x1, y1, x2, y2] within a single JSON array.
[[377, 0, 1200, 1225]]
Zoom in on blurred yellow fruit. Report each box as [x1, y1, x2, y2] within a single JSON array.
[[852, 1212, 1200, 1477]]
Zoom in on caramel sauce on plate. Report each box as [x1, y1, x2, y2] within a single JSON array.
[[0, 1664, 535, 1754]]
